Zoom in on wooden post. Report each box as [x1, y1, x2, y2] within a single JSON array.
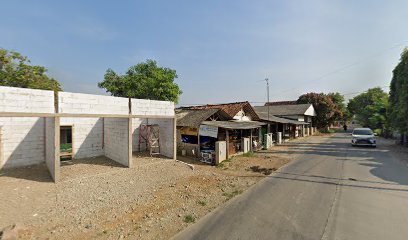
[[0, 127, 3, 166], [226, 130, 229, 159], [250, 129, 253, 152], [128, 117, 133, 168], [282, 124, 286, 142], [197, 126, 200, 158], [173, 117, 177, 160], [54, 117, 60, 183]]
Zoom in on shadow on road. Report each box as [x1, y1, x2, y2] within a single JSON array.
[[261, 133, 408, 188]]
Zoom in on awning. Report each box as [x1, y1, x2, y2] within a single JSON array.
[[201, 121, 266, 130], [256, 112, 309, 125]]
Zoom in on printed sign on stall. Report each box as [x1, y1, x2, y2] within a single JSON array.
[[199, 125, 218, 138]]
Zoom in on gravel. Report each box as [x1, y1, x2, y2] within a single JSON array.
[[0, 144, 298, 239]]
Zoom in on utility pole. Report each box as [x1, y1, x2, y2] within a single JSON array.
[[264, 78, 270, 133]]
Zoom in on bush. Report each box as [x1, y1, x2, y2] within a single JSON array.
[[184, 214, 196, 223], [197, 200, 207, 206], [374, 129, 382, 136], [242, 151, 254, 157]]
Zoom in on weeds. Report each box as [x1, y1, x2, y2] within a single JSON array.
[[215, 158, 233, 168], [184, 214, 196, 223], [197, 200, 207, 206], [222, 189, 243, 200], [242, 151, 255, 157]]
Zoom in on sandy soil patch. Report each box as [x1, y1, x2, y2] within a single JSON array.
[[0, 141, 301, 239]]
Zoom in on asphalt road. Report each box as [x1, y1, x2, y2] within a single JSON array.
[[173, 133, 408, 240]]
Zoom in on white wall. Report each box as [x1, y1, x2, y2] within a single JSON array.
[[131, 99, 174, 116], [60, 117, 104, 159], [104, 118, 130, 167], [132, 118, 147, 152], [58, 92, 128, 159], [130, 98, 175, 158], [0, 88, 176, 168], [0, 87, 54, 169], [45, 117, 59, 181], [148, 118, 175, 159], [0, 86, 54, 113], [58, 92, 129, 114]]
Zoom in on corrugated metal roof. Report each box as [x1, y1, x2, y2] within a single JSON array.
[[254, 108, 309, 125], [254, 104, 312, 116], [176, 108, 221, 127], [201, 121, 266, 129]]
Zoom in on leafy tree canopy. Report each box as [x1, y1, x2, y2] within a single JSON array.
[[388, 47, 408, 134], [297, 92, 343, 129], [98, 59, 182, 103], [0, 48, 61, 91], [347, 87, 388, 130]]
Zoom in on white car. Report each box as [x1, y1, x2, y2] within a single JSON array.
[[351, 128, 376, 147]]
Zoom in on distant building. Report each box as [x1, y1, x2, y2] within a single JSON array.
[[176, 102, 265, 162], [254, 102, 317, 140]]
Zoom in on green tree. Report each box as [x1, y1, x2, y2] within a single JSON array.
[[98, 59, 182, 103], [347, 87, 388, 131], [0, 48, 61, 91], [327, 92, 346, 121], [389, 48, 408, 136], [297, 92, 341, 129]]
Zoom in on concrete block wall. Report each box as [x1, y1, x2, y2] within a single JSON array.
[[45, 117, 59, 181], [0, 118, 45, 168], [132, 118, 148, 152], [58, 91, 128, 160], [148, 118, 175, 158], [0, 87, 176, 169], [0, 86, 54, 113], [104, 118, 130, 167], [58, 92, 129, 114], [131, 99, 174, 116], [0, 87, 54, 169], [60, 117, 104, 159]]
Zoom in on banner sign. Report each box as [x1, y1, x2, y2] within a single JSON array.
[[199, 125, 218, 138], [180, 127, 198, 136]]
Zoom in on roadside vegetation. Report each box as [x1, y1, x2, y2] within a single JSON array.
[[183, 214, 196, 223], [388, 48, 408, 141]]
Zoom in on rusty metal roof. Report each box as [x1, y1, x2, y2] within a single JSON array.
[[254, 104, 312, 116], [201, 120, 266, 129], [176, 108, 220, 127]]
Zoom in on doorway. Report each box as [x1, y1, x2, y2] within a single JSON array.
[[60, 125, 73, 160]]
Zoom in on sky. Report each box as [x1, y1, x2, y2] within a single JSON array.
[[1, 0, 407, 106]]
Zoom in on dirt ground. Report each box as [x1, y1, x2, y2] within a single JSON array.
[[0, 141, 301, 240]]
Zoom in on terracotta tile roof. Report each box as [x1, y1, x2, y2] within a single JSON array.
[[180, 101, 260, 120]]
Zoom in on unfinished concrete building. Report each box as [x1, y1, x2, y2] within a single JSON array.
[[0, 86, 176, 182]]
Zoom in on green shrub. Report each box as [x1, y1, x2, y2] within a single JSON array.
[[242, 151, 254, 157], [197, 200, 207, 206], [184, 214, 196, 223]]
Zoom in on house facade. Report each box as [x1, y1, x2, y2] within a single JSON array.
[[176, 102, 265, 162]]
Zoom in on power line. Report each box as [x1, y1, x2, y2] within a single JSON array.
[[266, 41, 407, 96], [177, 86, 390, 106]]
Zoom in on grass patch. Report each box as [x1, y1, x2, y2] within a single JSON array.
[[215, 157, 233, 168], [197, 200, 207, 206], [242, 151, 255, 157], [320, 128, 336, 134], [222, 189, 243, 200], [183, 214, 196, 223]]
